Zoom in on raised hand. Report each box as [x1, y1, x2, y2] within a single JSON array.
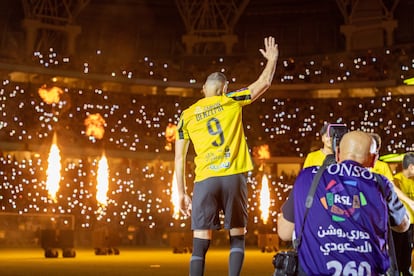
[[259, 36, 279, 61]]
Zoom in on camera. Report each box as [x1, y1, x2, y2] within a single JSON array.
[[326, 123, 348, 152], [272, 250, 298, 276], [323, 123, 348, 165]]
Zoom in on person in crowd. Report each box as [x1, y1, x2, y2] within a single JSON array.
[[174, 36, 279, 276], [369, 133, 414, 209], [278, 130, 409, 275], [370, 133, 394, 180], [302, 123, 333, 168], [392, 152, 414, 276]]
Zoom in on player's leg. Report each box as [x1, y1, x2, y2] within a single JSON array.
[[229, 227, 246, 276], [190, 178, 221, 276], [222, 174, 248, 276], [191, 229, 212, 276]]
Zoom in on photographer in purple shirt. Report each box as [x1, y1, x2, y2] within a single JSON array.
[[278, 131, 409, 275]]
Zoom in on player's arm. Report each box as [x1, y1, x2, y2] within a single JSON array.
[[393, 178, 414, 213], [385, 178, 410, 233], [248, 36, 279, 102], [394, 184, 414, 212], [174, 138, 192, 216]]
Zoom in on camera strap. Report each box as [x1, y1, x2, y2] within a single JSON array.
[[295, 159, 329, 249]]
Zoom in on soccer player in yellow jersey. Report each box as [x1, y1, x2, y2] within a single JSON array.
[[302, 123, 333, 168], [370, 133, 394, 181], [370, 133, 414, 209], [175, 36, 279, 276]]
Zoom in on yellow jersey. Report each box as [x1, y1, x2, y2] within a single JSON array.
[[394, 172, 414, 223], [371, 160, 393, 182], [303, 149, 326, 168], [177, 88, 253, 182]]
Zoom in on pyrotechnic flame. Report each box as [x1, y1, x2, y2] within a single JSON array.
[[84, 113, 106, 140], [259, 174, 270, 224], [254, 144, 270, 171], [38, 85, 63, 104], [165, 123, 177, 142], [96, 154, 109, 208], [257, 144, 270, 159], [45, 136, 61, 203], [164, 123, 177, 151], [171, 171, 180, 219]]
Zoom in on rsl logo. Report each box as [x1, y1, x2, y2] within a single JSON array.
[[320, 179, 368, 222]]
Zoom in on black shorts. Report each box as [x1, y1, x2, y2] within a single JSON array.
[[191, 173, 248, 230]]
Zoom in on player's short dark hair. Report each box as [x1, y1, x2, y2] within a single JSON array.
[[402, 152, 414, 169], [206, 72, 227, 84], [319, 123, 330, 136]]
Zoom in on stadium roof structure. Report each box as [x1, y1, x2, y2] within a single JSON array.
[[0, 0, 413, 98]]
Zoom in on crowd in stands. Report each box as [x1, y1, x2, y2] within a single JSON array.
[[0, 43, 414, 246], [26, 43, 414, 86]]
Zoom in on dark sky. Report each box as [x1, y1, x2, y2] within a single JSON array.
[[0, 0, 413, 59]]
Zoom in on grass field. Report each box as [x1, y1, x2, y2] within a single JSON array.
[[0, 247, 276, 276]]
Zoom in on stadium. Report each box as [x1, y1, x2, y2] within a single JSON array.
[[0, 0, 413, 275]]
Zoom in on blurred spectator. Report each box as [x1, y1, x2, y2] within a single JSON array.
[[302, 123, 333, 168], [392, 152, 414, 276]]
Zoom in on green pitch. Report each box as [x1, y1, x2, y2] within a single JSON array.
[[0, 247, 275, 275]]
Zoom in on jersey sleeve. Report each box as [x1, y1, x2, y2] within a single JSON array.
[[281, 190, 295, 222], [281, 168, 314, 222], [380, 175, 408, 227], [225, 88, 252, 106], [176, 111, 189, 140]]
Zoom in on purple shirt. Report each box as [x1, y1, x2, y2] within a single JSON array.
[[282, 160, 407, 275]]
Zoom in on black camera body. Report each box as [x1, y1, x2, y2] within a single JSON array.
[[326, 123, 348, 153], [323, 124, 348, 165], [272, 250, 298, 276]]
